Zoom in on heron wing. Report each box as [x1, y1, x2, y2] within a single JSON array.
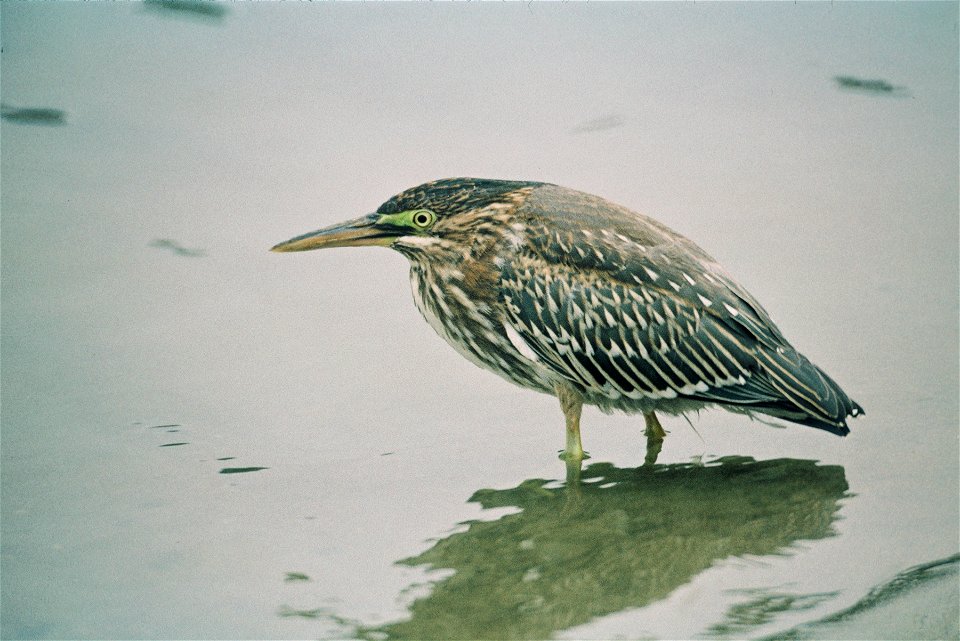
[[497, 185, 858, 432], [499, 248, 769, 400]]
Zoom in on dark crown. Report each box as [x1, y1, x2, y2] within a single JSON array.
[[377, 178, 544, 216]]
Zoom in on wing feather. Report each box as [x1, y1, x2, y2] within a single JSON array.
[[501, 254, 757, 402]]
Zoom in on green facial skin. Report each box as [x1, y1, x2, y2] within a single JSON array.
[[377, 209, 436, 232]]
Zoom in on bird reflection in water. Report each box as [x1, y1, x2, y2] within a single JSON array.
[[293, 456, 848, 640]]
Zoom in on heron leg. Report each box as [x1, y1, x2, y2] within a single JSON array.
[[555, 382, 585, 463], [643, 412, 666, 466]]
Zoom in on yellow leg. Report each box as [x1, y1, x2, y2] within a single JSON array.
[[643, 412, 666, 466], [644, 411, 667, 439], [555, 382, 586, 463]]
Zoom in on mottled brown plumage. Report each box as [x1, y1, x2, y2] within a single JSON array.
[[273, 178, 863, 465]]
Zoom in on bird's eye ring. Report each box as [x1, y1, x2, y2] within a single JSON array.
[[411, 209, 436, 229]]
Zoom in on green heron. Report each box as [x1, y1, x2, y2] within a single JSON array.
[[272, 178, 863, 465]]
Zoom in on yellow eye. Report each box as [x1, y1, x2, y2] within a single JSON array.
[[411, 209, 436, 229]]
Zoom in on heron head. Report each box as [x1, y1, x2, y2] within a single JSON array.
[[270, 178, 541, 255]]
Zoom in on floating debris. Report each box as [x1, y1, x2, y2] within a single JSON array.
[[160, 442, 189, 447], [149, 239, 206, 258], [570, 114, 627, 134], [277, 606, 327, 619], [219, 466, 268, 475], [148, 423, 181, 429], [1, 103, 67, 126], [144, 0, 227, 20], [284, 572, 311, 582], [834, 76, 909, 96], [216, 456, 235, 461]]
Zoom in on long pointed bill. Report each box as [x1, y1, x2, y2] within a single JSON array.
[[270, 213, 395, 252]]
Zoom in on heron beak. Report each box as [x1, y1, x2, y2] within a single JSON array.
[[270, 214, 395, 252]]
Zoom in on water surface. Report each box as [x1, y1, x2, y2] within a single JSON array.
[[2, 3, 957, 639]]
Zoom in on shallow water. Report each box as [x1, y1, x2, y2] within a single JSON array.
[[2, 3, 958, 639]]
